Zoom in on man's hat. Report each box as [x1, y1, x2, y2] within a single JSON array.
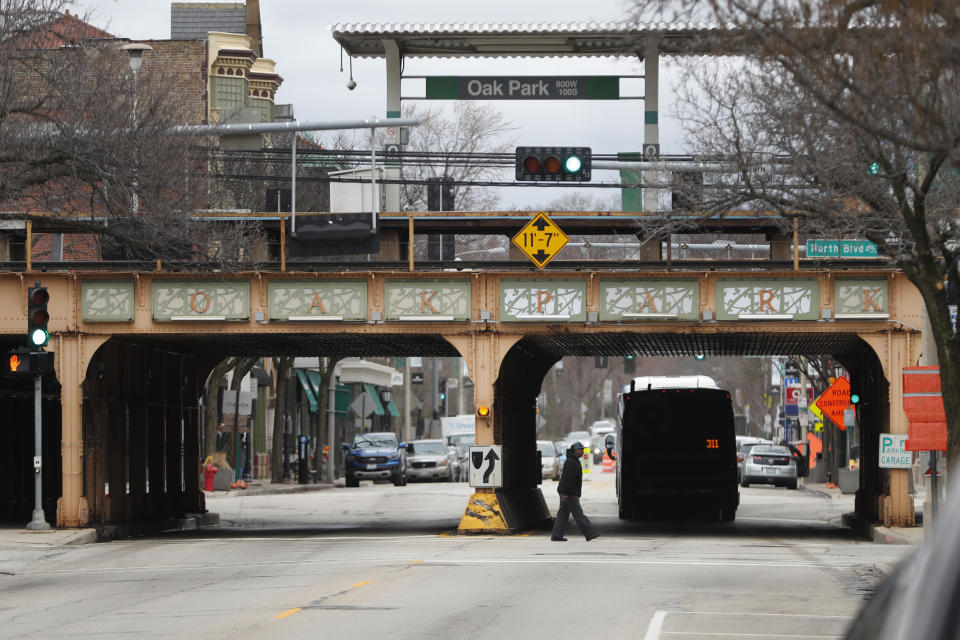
[[571, 441, 584, 451]]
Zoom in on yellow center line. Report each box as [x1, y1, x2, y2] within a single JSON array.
[[410, 560, 423, 565], [351, 580, 371, 588], [274, 608, 302, 620]]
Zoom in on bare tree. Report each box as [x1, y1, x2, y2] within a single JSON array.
[[271, 356, 293, 483], [632, 0, 960, 464], [320, 102, 515, 212], [398, 102, 515, 212], [0, 2, 263, 269]]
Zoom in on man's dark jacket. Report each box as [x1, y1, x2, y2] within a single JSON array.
[[557, 449, 583, 496]]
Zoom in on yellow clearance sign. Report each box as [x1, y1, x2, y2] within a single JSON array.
[[512, 212, 569, 269]]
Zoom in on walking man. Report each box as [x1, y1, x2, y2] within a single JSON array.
[[551, 441, 598, 541]]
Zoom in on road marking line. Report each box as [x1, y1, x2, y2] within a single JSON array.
[[351, 580, 371, 588], [644, 611, 668, 640], [678, 611, 854, 619], [274, 608, 301, 619], [410, 560, 423, 565], [419, 558, 862, 569], [662, 634, 841, 638]]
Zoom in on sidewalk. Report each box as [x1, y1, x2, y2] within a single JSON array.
[[204, 478, 339, 498], [0, 526, 98, 548], [0, 481, 339, 548], [801, 480, 926, 545]]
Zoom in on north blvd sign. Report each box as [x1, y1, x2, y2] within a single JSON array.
[[426, 76, 619, 100]]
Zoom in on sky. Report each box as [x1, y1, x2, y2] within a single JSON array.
[[73, 0, 690, 208]]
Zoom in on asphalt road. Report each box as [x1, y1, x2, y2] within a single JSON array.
[[0, 473, 911, 639]]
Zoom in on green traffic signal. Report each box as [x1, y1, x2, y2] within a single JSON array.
[[27, 285, 49, 348], [851, 394, 860, 404], [866, 162, 880, 176]]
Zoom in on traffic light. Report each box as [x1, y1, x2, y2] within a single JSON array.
[[27, 284, 49, 348], [623, 355, 635, 374], [438, 378, 447, 417], [516, 146, 591, 182], [866, 162, 880, 176], [850, 393, 860, 405]]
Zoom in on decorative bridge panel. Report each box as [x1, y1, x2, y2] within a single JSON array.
[[385, 280, 471, 321], [717, 279, 819, 321], [835, 279, 888, 318], [81, 281, 135, 323], [268, 281, 367, 321], [599, 279, 699, 321], [152, 281, 250, 321], [500, 279, 586, 322]]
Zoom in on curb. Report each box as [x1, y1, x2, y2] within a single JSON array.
[[841, 511, 923, 545], [207, 483, 336, 498], [97, 512, 220, 541]]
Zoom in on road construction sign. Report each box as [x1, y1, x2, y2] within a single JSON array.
[[512, 212, 569, 269], [812, 376, 852, 430]]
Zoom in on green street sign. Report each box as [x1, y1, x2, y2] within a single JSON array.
[[426, 76, 619, 100], [807, 239, 878, 258]]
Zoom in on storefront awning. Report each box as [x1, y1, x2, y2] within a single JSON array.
[[362, 383, 386, 416], [296, 369, 318, 412]]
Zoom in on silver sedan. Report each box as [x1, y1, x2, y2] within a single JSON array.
[[740, 444, 798, 489], [405, 439, 455, 482]]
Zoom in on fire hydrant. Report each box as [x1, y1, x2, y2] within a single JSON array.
[[203, 461, 219, 492]]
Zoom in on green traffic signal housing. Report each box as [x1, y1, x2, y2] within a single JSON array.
[[516, 146, 591, 182], [27, 284, 49, 348]]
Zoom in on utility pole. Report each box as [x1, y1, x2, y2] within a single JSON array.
[[404, 358, 412, 443], [25, 371, 49, 530]]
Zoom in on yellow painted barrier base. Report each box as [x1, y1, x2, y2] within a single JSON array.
[[458, 492, 511, 533]]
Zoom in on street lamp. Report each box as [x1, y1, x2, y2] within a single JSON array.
[[380, 387, 392, 430], [121, 43, 152, 214]]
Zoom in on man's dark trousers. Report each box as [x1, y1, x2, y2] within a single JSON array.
[[551, 495, 596, 540]]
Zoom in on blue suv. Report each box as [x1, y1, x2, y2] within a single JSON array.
[[342, 432, 407, 487]]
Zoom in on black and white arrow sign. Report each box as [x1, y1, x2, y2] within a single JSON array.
[[468, 445, 503, 488]]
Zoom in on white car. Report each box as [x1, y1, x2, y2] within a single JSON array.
[[537, 440, 560, 481]]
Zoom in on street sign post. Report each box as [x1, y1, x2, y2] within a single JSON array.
[[511, 212, 569, 269], [468, 445, 503, 488]]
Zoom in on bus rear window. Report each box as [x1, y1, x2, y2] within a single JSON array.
[[622, 390, 734, 451]]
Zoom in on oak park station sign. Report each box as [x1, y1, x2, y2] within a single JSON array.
[[426, 76, 619, 100]]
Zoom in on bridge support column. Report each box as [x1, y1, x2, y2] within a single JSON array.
[[52, 334, 107, 528], [859, 333, 918, 527], [447, 332, 553, 533]]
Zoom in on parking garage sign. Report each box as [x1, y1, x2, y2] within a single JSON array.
[[879, 433, 912, 469]]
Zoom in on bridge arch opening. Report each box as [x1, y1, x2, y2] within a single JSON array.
[[491, 330, 899, 531], [73, 331, 467, 529]]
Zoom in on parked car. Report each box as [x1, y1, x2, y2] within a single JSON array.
[[736, 437, 773, 482], [537, 440, 560, 481], [406, 439, 455, 482], [447, 445, 466, 481], [447, 432, 474, 481], [740, 444, 798, 489], [342, 432, 406, 487]]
